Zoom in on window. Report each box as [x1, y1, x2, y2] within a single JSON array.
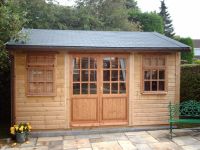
[[103, 57, 127, 94], [27, 54, 55, 96], [72, 56, 97, 95], [142, 55, 166, 93]]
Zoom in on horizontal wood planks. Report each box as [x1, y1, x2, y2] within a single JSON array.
[[129, 52, 180, 126], [14, 52, 67, 130], [13, 51, 180, 129]]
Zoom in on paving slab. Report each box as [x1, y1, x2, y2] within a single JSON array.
[[182, 144, 200, 150], [92, 141, 122, 150], [149, 141, 182, 150], [89, 138, 104, 143], [135, 144, 152, 150], [118, 140, 137, 150], [37, 136, 63, 142], [129, 134, 159, 144], [2, 128, 200, 150], [173, 129, 195, 137], [78, 148, 92, 150], [75, 134, 101, 139], [64, 136, 75, 140], [172, 136, 198, 146], [63, 139, 77, 149], [19, 138, 37, 147], [147, 130, 169, 138], [48, 140, 63, 150], [125, 131, 148, 136], [75, 139, 91, 149]]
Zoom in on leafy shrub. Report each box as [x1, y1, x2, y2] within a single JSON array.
[[174, 37, 194, 64], [194, 59, 200, 64], [180, 64, 200, 101]]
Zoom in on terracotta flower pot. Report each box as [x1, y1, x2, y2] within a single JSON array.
[[16, 132, 26, 143]]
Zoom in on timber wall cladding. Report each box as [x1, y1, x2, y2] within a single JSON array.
[[14, 52, 68, 129], [129, 52, 180, 126]]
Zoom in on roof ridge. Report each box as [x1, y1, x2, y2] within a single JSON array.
[[22, 28, 153, 33]]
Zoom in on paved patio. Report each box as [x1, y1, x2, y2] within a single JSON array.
[[1, 129, 200, 150]]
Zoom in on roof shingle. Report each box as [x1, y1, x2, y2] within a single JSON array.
[[6, 29, 190, 51]]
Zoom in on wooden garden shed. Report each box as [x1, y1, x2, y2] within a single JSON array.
[[6, 29, 190, 130]]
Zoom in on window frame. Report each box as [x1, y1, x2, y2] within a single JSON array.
[[72, 56, 98, 96], [26, 53, 56, 96], [141, 54, 167, 94]]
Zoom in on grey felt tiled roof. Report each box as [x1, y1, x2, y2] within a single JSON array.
[[6, 29, 190, 51]]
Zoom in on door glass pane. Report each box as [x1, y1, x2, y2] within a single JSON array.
[[103, 83, 110, 94], [82, 70, 88, 81], [103, 57, 110, 68], [73, 70, 80, 82], [90, 58, 97, 69], [81, 57, 89, 69], [111, 70, 118, 81], [159, 70, 165, 79], [73, 83, 80, 94], [144, 70, 150, 80], [152, 81, 157, 91], [152, 70, 158, 79], [111, 57, 118, 69], [159, 81, 165, 91], [90, 70, 97, 81], [103, 70, 110, 81], [120, 70, 126, 81], [120, 82, 126, 94], [144, 81, 150, 91], [111, 83, 118, 94], [90, 83, 97, 94], [73, 57, 80, 69], [119, 58, 126, 69], [82, 83, 88, 94]]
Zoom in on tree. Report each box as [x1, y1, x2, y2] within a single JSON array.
[[159, 0, 175, 37], [0, 0, 26, 69], [125, 0, 139, 10], [0, 0, 26, 125], [174, 36, 194, 64], [74, 0, 141, 31], [129, 11, 164, 34]]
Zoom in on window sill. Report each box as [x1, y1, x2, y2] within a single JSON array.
[[141, 91, 167, 95]]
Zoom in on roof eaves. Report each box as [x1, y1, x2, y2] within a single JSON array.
[[6, 44, 190, 52]]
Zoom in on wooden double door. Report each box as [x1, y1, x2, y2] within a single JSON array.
[[70, 54, 128, 127]]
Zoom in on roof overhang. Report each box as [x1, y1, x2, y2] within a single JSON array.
[[6, 45, 191, 52]]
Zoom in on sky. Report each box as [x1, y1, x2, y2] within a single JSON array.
[[57, 0, 200, 39]]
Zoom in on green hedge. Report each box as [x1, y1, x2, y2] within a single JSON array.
[[180, 64, 200, 101]]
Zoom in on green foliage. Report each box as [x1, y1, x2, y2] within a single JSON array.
[[0, 0, 26, 124], [128, 11, 164, 33], [194, 59, 200, 64], [74, 0, 141, 31], [174, 37, 194, 64], [0, 0, 27, 48], [181, 64, 200, 101], [159, 0, 174, 37], [125, 0, 139, 10]]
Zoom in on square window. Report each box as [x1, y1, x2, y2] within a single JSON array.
[[143, 56, 166, 93]]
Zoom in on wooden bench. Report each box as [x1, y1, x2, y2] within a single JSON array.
[[168, 100, 200, 139]]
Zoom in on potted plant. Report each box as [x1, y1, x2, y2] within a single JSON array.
[[10, 123, 32, 143]]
